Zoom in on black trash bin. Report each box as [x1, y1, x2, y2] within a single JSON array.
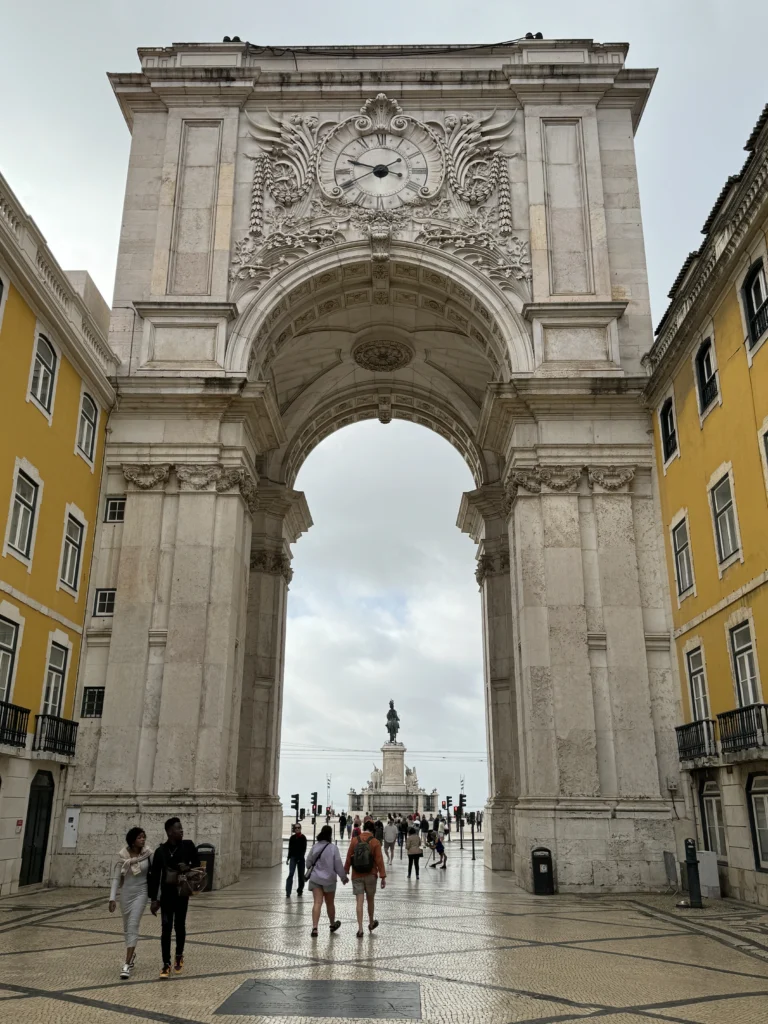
[[196, 843, 215, 892], [531, 847, 555, 895]]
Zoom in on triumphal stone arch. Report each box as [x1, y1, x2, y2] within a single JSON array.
[[58, 37, 683, 892]]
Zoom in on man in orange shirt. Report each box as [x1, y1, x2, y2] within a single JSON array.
[[344, 817, 386, 937]]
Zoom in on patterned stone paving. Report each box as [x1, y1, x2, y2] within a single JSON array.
[[1, 846, 767, 1023]]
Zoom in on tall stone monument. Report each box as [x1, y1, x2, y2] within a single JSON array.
[[55, 37, 684, 894], [348, 702, 438, 816]]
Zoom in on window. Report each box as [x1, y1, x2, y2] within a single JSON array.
[[104, 497, 126, 523], [42, 642, 67, 717], [749, 776, 768, 870], [77, 394, 98, 461], [8, 471, 38, 558], [711, 475, 739, 562], [672, 518, 694, 595], [30, 335, 57, 413], [94, 589, 116, 616], [81, 686, 105, 719], [744, 260, 768, 347], [731, 622, 760, 707], [60, 516, 83, 591], [0, 617, 18, 704], [701, 781, 727, 858], [660, 398, 678, 461], [686, 647, 710, 721], [695, 339, 718, 410]]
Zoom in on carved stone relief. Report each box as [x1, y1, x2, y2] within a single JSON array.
[[231, 94, 529, 299], [250, 548, 294, 584]]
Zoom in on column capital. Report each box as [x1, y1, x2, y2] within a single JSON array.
[[122, 463, 171, 490], [249, 548, 293, 585], [587, 465, 635, 492], [475, 537, 511, 588]]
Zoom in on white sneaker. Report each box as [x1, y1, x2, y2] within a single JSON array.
[[120, 962, 131, 979]]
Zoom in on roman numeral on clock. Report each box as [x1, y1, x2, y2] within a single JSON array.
[[406, 180, 421, 193]]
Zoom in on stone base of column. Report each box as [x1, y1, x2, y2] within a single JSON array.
[[512, 797, 675, 893], [50, 792, 242, 890], [483, 798, 516, 871], [241, 797, 283, 868]]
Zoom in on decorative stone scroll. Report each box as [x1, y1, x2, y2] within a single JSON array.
[[537, 465, 583, 492], [176, 464, 224, 490], [250, 548, 294, 585], [475, 547, 511, 587], [587, 466, 636, 492], [216, 467, 259, 513], [122, 464, 171, 490]]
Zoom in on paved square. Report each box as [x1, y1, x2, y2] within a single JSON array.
[[1, 846, 767, 1024]]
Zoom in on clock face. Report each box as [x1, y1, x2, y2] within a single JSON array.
[[334, 134, 428, 209], [318, 120, 443, 210]]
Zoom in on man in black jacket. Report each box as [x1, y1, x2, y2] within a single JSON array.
[[148, 817, 200, 978], [286, 822, 307, 898]]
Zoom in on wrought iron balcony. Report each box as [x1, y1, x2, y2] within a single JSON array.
[[32, 714, 78, 758], [0, 700, 30, 747], [699, 374, 719, 409], [676, 719, 718, 761], [717, 704, 768, 754], [750, 302, 768, 347]]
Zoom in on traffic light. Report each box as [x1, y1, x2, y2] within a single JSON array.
[[311, 791, 318, 815], [467, 811, 476, 825], [291, 793, 299, 820], [446, 795, 452, 814], [441, 800, 446, 809], [459, 793, 467, 815], [300, 807, 306, 820]]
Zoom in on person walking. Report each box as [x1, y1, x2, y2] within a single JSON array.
[[374, 818, 384, 843], [344, 819, 386, 938], [351, 815, 362, 839], [305, 825, 348, 937], [109, 827, 153, 979], [286, 821, 307, 898], [405, 826, 422, 879], [338, 812, 347, 839], [148, 818, 200, 979], [347, 816, 353, 838], [382, 817, 398, 865], [398, 816, 408, 849], [419, 815, 430, 844], [431, 832, 447, 869]]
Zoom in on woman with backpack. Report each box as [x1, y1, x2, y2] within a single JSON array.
[[305, 825, 348, 937]]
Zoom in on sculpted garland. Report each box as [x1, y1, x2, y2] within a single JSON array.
[[231, 94, 530, 294]]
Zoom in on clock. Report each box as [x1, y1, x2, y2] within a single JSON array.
[[317, 118, 443, 210]]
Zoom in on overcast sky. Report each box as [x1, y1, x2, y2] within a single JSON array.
[[2, 2, 765, 813]]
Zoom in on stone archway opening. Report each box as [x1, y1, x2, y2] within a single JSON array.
[[276, 417, 488, 836]]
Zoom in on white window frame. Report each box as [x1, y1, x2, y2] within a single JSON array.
[[759, 416, 768, 501], [691, 324, 722, 425], [104, 495, 126, 523], [736, 239, 768, 366], [669, 508, 696, 606], [0, 600, 25, 706], [729, 606, 765, 712], [40, 628, 72, 719], [25, 325, 61, 424], [56, 503, 88, 598], [749, 776, 768, 871], [683, 639, 711, 722], [658, 387, 680, 472], [0, 266, 10, 334], [93, 588, 116, 617], [2, 458, 44, 573], [706, 462, 743, 577], [80, 686, 105, 719], [74, 384, 100, 471], [701, 780, 728, 859]]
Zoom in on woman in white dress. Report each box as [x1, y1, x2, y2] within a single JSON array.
[[109, 827, 153, 979]]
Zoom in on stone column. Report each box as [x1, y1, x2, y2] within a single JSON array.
[[73, 462, 254, 888], [458, 485, 520, 870], [238, 484, 311, 868]]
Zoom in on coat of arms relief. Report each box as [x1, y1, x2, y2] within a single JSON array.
[[230, 94, 531, 301]]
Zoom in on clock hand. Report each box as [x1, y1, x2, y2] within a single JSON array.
[[348, 160, 377, 169]]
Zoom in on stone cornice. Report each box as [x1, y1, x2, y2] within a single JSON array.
[[644, 143, 768, 398], [456, 484, 509, 541], [0, 171, 118, 403]]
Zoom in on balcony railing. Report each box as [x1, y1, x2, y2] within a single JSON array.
[[699, 374, 719, 409], [676, 719, 718, 761], [718, 704, 768, 754], [750, 302, 768, 347], [0, 700, 30, 747], [32, 714, 78, 757]]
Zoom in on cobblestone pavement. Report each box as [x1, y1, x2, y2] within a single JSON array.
[[1, 845, 767, 1023]]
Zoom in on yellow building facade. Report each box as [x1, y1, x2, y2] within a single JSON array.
[[0, 172, 116, 895], [646, 104, 768, 905]]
